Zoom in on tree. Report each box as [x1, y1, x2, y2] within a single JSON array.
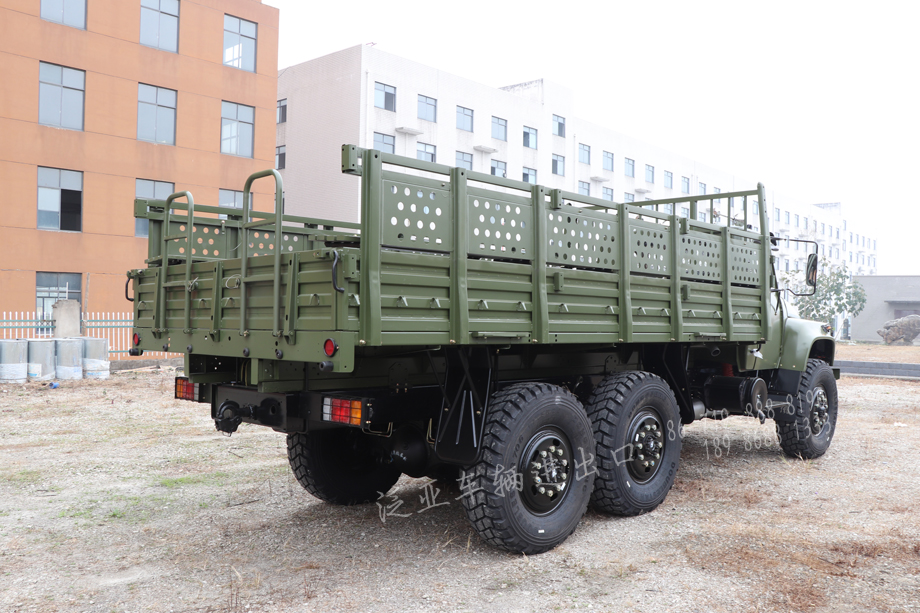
[[781, 258, 866, 333]]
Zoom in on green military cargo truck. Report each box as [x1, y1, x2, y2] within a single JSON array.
[[127, 145, 839, 554]]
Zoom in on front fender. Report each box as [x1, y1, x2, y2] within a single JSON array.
[[778, 318, 835, 371]]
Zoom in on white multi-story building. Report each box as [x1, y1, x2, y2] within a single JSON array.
[[276, 45, 877, 275]]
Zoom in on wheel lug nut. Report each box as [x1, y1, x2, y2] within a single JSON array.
[[532, 462, 542, 469], [540, 451, 547, 458], [645, 424, 652, 431], [561, 459, 568, 467], [638, 454, 645, 461], [534, 477, 542, 484], [655, 453, 660, 459], [556, 448, 563, 456], [546, 489, 554, 497], [652, 424, 658, 431], [650, 461, 656, 467], [561, 473, 567, 480], [643, 461, 649, 467], [636, 443, 643, 450], [655, 431, 662, 438], [549, 446, 555, 453], [538, 486, 545, 494]]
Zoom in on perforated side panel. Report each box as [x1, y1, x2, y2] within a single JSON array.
[[546, 207, 619, 269], [383, 181, 451, 251], [467, 195, 533, 260], [629, 222, 670, 276], [680, 234, 723, 282], [168, 223, 228, 259], [165, 222, 317, 260], [729, 236, 762, 286]]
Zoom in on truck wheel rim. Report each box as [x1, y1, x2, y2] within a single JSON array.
[[626, 409, 665, 483], [810, 387, 829, 435], [519, 428, 572, 515]]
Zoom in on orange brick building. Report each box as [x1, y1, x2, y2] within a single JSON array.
[[0, 0, 279, 317]]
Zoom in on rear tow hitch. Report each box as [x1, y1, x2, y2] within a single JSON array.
[[215, 400, 251, 435]]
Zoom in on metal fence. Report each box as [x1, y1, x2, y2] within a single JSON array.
[[0, 312, 53, 339], [81, 312, 180, 360], [0, 311, 179, 361]]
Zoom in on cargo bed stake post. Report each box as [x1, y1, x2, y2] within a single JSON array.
[[758, 182, 770, 342], [359, 149, 384, 346], [239, 169, 285, 338]]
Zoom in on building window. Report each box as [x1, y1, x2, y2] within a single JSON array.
[[552, 114, 565, 137], [456, 106, 473, 132], [276, 99, 287, 123], [681, 207, 689, 218], [140, 0, 179, 53], [37, 167, 82, 232], [373, 132, 394, 154], [699, 182, 706, 195], [223, 14, 257, 71], [602, 187, 614, 201], [804, 216, 809, 230], [821, 222, 826, 235], [794, 214, 800, 228], [374, 82, 395, 111], [417, 142, 436, 163], [137, 83, 176, 145], [624, 158, 635, 178], [275, 145, 286, 170], [681, 176, 690, 194], [523, 167, 537, 184], [664, 170, 673, 189], [456, 151, 473, 171], [784, 211, 790, 225], [220, 101, 254, 157], [41, 0, 86, 29], [579, 144, 590, 164], [775, 208, 781, 222], [492, 116, 507, 141], [578, 181, 590, 196], [135, 178, 173, 237], [491, 160, 506, 178], [218, 188, 251, 220], [873, 239, 877, 250], [523, 126, 537, 149], [623, 193, 635, 203], [699, 211, 707, 222], [418, 95, 437, 122], [36, 272, 81, 319], [713, 187, 721, 202], [38, 62, 84, 131], [552, 154, 564, 176], [603, 151, 614, 172], [645, 164, 654, 183]]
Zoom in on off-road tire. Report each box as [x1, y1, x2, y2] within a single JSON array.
[[460, 383, 596, 555], [287, 429, 400, 505], [586, 371, 682, 516], [775, 358, 838, 459]]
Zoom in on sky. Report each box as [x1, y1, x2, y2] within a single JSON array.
[[263, 0, 920, 275]]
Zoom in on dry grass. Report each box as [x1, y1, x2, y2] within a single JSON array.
[[835, 343, 920, 363]]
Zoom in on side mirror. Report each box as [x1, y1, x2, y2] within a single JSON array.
[[805, 253, 818, 287]]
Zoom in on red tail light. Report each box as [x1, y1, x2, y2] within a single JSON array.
[[322, 397, 362, 425], [323, 338, 338, 357], [133, 332, 141, 346], [174, 377, 202, 402]]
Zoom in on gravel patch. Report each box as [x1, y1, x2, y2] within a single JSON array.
[[1, 371, 918, 612]]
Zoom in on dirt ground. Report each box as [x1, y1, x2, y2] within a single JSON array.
[[1, 369, 919, 613], [835, 343, 920, 364]]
